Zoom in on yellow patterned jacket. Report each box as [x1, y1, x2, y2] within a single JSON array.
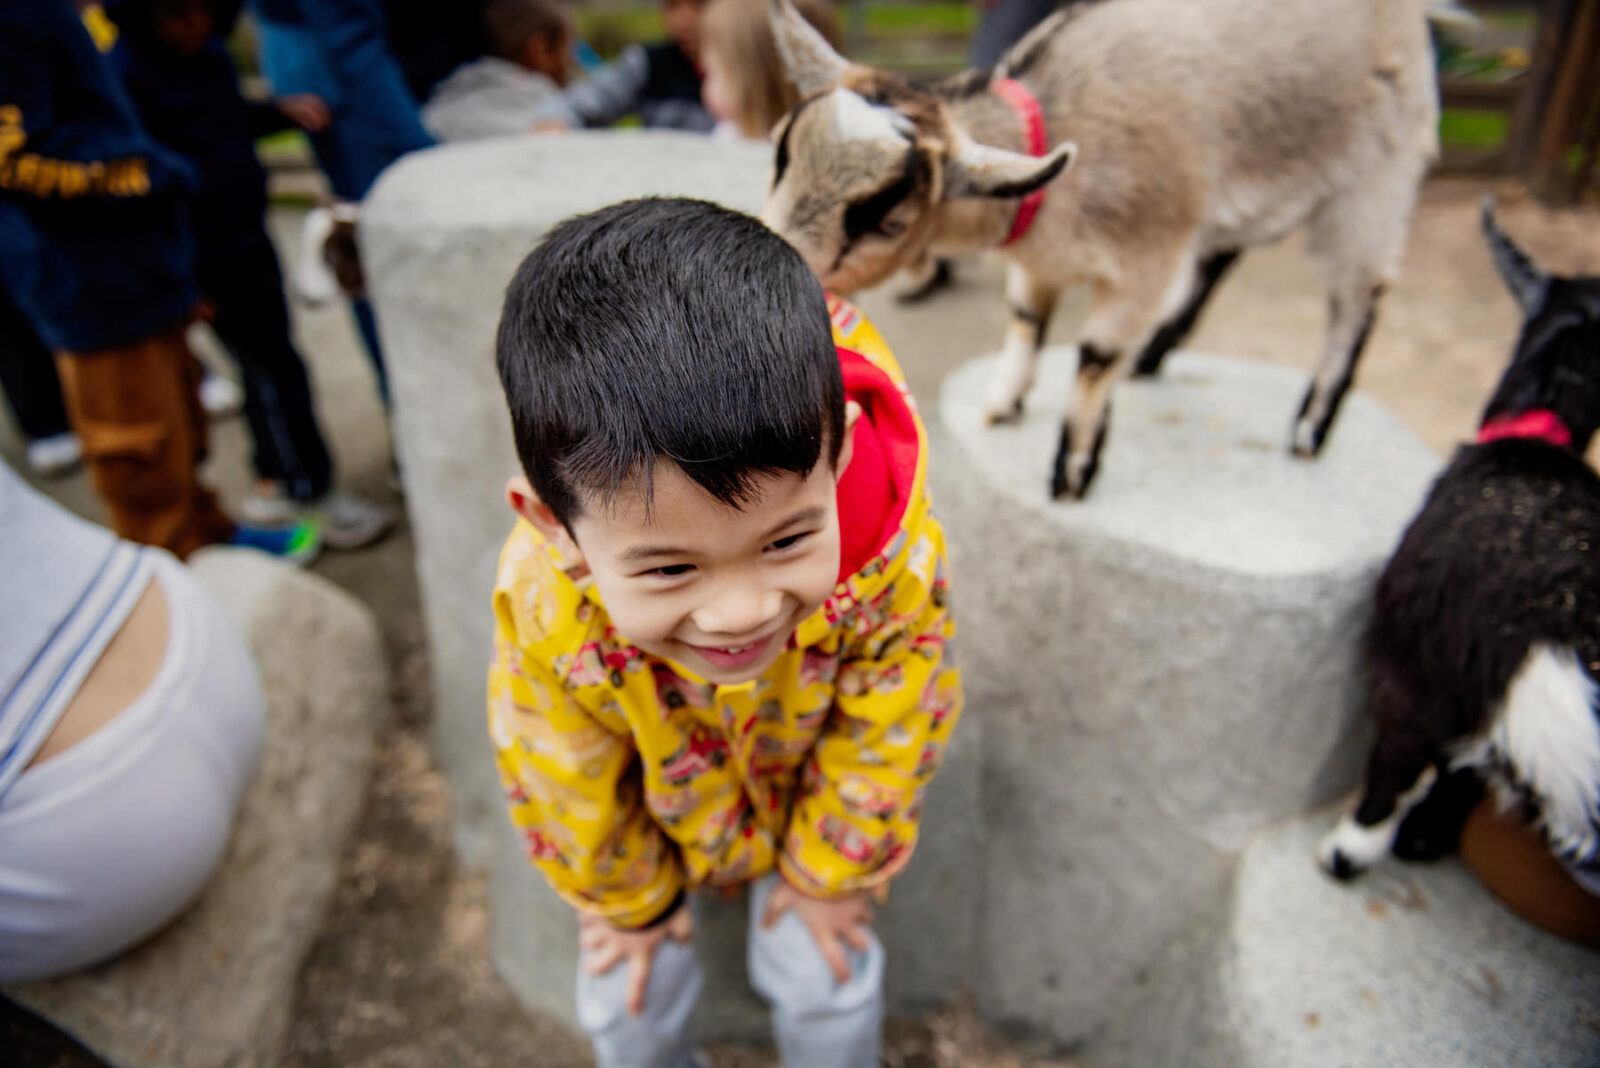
[[487, 299, 963, 928]]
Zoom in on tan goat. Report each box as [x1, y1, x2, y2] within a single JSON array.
[[761, 0, 1439, 498]]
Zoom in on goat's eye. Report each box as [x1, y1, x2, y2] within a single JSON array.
[[879, 218, 906, 238]]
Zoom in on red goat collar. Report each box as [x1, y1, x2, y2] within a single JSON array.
[[1476, 409, 1572, 448], [992, 78, 1048, 247]]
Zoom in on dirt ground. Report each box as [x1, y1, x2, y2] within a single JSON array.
[[4, 175, 1598, 1068]]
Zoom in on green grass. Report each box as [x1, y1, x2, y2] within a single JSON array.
[[857, 3, 975, 36], [1439, 107, 1510, 149], [577, 2, 975, 57]]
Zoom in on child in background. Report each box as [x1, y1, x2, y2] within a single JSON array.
[[0, 0, 316, 562], [488, 198, 963, 1067], [0, 286, 81, 477], [700, 0, 838, 140], [421, 0, 580, 142], [564, 0, 715, 132], [112, 0, 396, 549]]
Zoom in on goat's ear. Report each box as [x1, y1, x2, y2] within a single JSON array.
[[770, 0, 849, 95], [1482, 196, 1548, 314], [943, 134, 1075, 200]]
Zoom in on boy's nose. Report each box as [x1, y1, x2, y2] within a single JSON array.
[[693, 585, 784, 640]]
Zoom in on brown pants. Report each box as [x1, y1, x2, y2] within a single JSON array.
[[55, 329, 233, 558]]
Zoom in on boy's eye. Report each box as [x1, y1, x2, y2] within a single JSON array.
[[767, 532, 810, 552], [647, 564, 695, 578]]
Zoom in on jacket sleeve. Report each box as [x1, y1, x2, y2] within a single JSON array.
[[0, 14, 192, 201], [488, 597, 686, 928], [564, 44, 649, 128], [779, 534, 963, 897]]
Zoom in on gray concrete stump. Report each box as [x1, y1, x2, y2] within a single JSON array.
[[1113, 814, 1600, 1068], [5, 548, 387, 1068], [362, 133, 983, 1040], [931, 348, 1442, 1052]]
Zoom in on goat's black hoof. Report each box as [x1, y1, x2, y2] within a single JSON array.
[[1323, 849, 1362, 882], [985, 399, 1025, 426], [1132, 353, 1166, 378], [1290, 417, 1329, 459], [1049, 468, 1093, 500]]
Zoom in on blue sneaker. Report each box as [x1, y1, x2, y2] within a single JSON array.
[[229, 517, 321, 565]]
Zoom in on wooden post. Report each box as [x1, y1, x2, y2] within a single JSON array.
[[1509, 0, 1575, 172], [1527, 0, 1600, 203]]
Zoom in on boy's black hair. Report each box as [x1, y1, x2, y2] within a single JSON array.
[[496, 197, 844, 527]]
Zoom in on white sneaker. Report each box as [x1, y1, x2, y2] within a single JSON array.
[[200, 374, 245, 419], [236, 481, 300, 526], [25, 431, 83, 478], [310, 490, 396, 550]]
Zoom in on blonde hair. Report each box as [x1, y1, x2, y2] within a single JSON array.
[[701, 0, 841, 139]]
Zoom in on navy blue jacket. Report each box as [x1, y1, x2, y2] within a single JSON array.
[[0, 0, 197, 353], [111, 23, 291, 268]]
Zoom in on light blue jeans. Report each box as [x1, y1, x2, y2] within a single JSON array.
[[577, 876, 884, 1068]]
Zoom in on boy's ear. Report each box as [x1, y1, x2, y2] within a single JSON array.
[[506, 476, 585, 564], [835, 400, 862, 475]]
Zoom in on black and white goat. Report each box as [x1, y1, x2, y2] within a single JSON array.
[[1319, 203, 1600, 888], [760, 0, 1438, 498]]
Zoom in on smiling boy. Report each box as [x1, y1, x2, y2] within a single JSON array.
[[487, 197, 961, 1067]]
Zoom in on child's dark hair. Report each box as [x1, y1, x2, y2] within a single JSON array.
[[496, 197, 844, 527], [482, 0, 571, 61]]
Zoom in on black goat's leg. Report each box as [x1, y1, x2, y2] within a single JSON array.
[[1318, 661, 1445, 879], [1132, 249, 1240, 377], [1392, 766, 1485, 862]]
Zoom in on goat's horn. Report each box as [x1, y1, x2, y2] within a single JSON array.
[[770, 0, 849, 96], [1481, 196, 1549, 314]]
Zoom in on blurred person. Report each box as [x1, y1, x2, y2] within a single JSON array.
[[0, 286, 81, 478], [969, 0, 1056, 70], [249, 0, 436, 400], [699, 0, 838, 140], [110, 0, 397, 549], [564, 0, 715, 132], [0, 458, 266, 982], [0, 0, 318, 562], [422, 0, 580, 143]]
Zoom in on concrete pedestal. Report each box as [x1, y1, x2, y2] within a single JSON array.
[[5, 549, 387, 1068], [931, 348, 1442, 1051], [1102, 814, 1600, 1068]]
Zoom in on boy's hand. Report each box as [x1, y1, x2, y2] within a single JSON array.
[[578, 903, 694, 1016], [762, 877, 874, 985], [276, 94, 331, 133]]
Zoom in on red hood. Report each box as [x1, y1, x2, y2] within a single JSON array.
[[835, 345, 919, 582]]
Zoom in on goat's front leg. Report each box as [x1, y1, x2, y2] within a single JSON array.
[[982, 264, 1058, 424], [1049, 276, 1168, 499], [1318, 657, 1444, 879]]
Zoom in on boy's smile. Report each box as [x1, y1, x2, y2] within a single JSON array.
[[509, 412, 856, 686]]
